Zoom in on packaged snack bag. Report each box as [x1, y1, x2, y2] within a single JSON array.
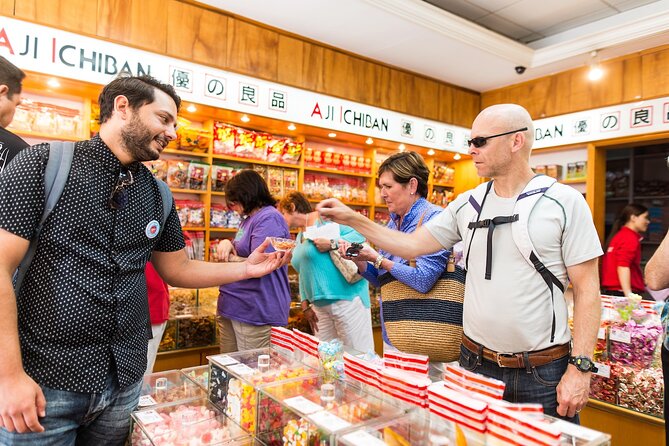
[[187, 161, 209, 191], [213, 122, 236, 155], [167, 160, 189, 189]]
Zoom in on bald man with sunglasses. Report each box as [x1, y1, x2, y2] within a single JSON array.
[[318, 104, 602, 423]]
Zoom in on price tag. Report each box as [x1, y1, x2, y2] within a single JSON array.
[[597, 327, 605, 340], [551, 420, 602, 441], [209, 354, 239, 367], [228, 363, 256, 377], [137, 395, 157, 407], [134, 410, 163, 425], [340, 430, 387, 446], [284, 396, 324, 415], [308, 411, 352, 432], [609, 328, 631, 344], [593, 362, 610, 378]]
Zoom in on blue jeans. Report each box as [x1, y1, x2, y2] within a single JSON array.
[[459, 344, 578, 424], [0, 372, 142, 445]]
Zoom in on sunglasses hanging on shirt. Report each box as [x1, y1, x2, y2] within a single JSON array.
[[109, 166, 134, 210], [467, 127, 528, 148]]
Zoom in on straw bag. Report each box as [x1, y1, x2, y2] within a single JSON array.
[[379, 210, 465, 362], [379, 263, 465, 362]]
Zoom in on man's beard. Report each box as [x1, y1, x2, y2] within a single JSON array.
[[120, 114, 167, 162]]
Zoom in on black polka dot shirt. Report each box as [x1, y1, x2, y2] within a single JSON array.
[[0, 135, 185, 393]]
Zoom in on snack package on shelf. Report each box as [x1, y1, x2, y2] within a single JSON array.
[[187, 201, 205, 227], [167, 160, 189, 189], [144, 159, 168, 182], [374, 211, 390, 226], [283, 169, 299, 195], [235, 128, 258, 159], [267, 167, 284, 197], [282, 141, 303, 165], [211, 164, 240, 192], [131, 398, 250, 446], [255, 375, 405, 446], [187, 161, 209, 191], [266, 138, 287, 163], [179, 126, 212, 153], [207, 348, 318, 433], [9, 98, 82, 138], [210, 204, 228, 228], [181, 365, 210, 391], [183, 231, 205, 261], [138, 370, 205, 409], [213, 122, 237, 155]]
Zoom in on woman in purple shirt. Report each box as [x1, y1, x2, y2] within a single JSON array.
[[216, 169, 291, 352]]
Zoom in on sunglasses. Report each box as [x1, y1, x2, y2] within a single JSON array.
[[467, 127, 528, 148], [109, 166, 134, 210]]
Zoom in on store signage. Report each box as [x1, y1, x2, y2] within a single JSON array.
[[533, 97, 669, 149], [0, 17, 470, 153]]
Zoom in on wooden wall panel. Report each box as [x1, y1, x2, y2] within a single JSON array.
[[483, 46, 669, 119], [412, 76, 440, 121], [226, 17, 278, 81], [0, 0, 13, 16], [450, 88, 479, 127], [641, 47, 669, 98], [438, 84, 454, 124], [166, 1, 227, 68], [277, 35, 305, 88], [14, 0, 97, 35], [97, 0, 167, 52]]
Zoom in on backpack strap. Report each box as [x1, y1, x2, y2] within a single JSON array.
[[512, 174, 564, 342], [464, 180, 493, 272], [14, 141, 75, 294], [155, 178, 173, 237]]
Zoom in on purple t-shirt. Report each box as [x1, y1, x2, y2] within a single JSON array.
[[218, 206, 291, 326]]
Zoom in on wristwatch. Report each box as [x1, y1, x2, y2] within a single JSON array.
[[568, 356, 598, 373], [329, 239, 338, 251]]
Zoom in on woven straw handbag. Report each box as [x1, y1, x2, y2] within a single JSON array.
[[379, 261, 465, 362]]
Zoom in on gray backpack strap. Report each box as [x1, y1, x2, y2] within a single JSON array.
[[155, 178, 173, 236], [14, 141, 75, 294]]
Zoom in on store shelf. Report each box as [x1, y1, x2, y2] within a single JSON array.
[[170, 188, 208, 195], [11, 129, 82, 142], [183, 227, 207, 231], [163, 148, 208, 158], [432, 181, 455, 188], [307, 198, 371, 206], [304, 165, 373, 178], [587, 399, 664, 425], [210, 228, 238, 233], [211, 154, 299, 170], [211, 191, 226, 197], [560, 178, 587, 184], [375, 203, 388, 208], [634, 195, 669, 200]]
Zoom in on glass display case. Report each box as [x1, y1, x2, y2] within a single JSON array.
[[207, 348, 319, 433], [131, 398, 251, 446], [181, 365, 210, 391], [139, 370, 205, 409], [255, 375, 405, 446]]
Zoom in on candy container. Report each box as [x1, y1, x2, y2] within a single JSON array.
[[175, 307, 217, 349], [131, 398, 250, 445], [139, 370, 205, 408], [339, 411, 431, 446], [207, 348, 318, 434], [609, 320, 662, 369], [318, 339, 344, 383], [255, 376, 404, 446], [588, 362, 617, 404], [617, 364, 664, 416], [181, 365, 210, 391]]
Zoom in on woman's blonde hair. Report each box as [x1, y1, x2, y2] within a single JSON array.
[[278, 191, 312, 214]]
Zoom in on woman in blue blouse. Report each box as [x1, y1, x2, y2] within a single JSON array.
[[337, 151, 450, 350], [278, 192, 374, 352]]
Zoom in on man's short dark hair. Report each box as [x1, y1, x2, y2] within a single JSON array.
[[98, 74, 181, 123], [0, 56, 26, 97]]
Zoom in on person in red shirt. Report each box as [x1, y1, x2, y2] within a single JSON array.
[[601, 203, 650, 297], [145, 261, 170, 374]]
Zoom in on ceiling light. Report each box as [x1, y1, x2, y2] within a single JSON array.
[[328, 132, 337, 138], [365, 137, 374, 145], [240, 114, 250, 123], [326, 147, 334, 153], [398, 144, 406, 152], [427, 149, 435, 156], [287, 123, 296, 131], [186, 104, 197, 113], [587, 50, 603, 81], [47, 78, 60, 88], [453, 153, 462, 160]]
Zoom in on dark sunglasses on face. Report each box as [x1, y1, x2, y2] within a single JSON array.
[[109, 166, 134, 210], [467, 127, 529, 148]]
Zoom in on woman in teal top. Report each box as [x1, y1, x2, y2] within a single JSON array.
[[278, 192, 373, 352]]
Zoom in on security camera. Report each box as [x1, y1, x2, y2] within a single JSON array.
[[515, 66, 526, 75]]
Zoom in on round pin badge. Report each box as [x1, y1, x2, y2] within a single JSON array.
[[145, 220, 161, 239]]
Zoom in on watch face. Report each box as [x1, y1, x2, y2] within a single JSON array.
[[572, 356, 594, 372]]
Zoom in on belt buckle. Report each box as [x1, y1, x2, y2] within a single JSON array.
[[496, 353, 515, 368]]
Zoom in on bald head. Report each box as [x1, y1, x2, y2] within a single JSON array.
[[475, 104, 534, 153]]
